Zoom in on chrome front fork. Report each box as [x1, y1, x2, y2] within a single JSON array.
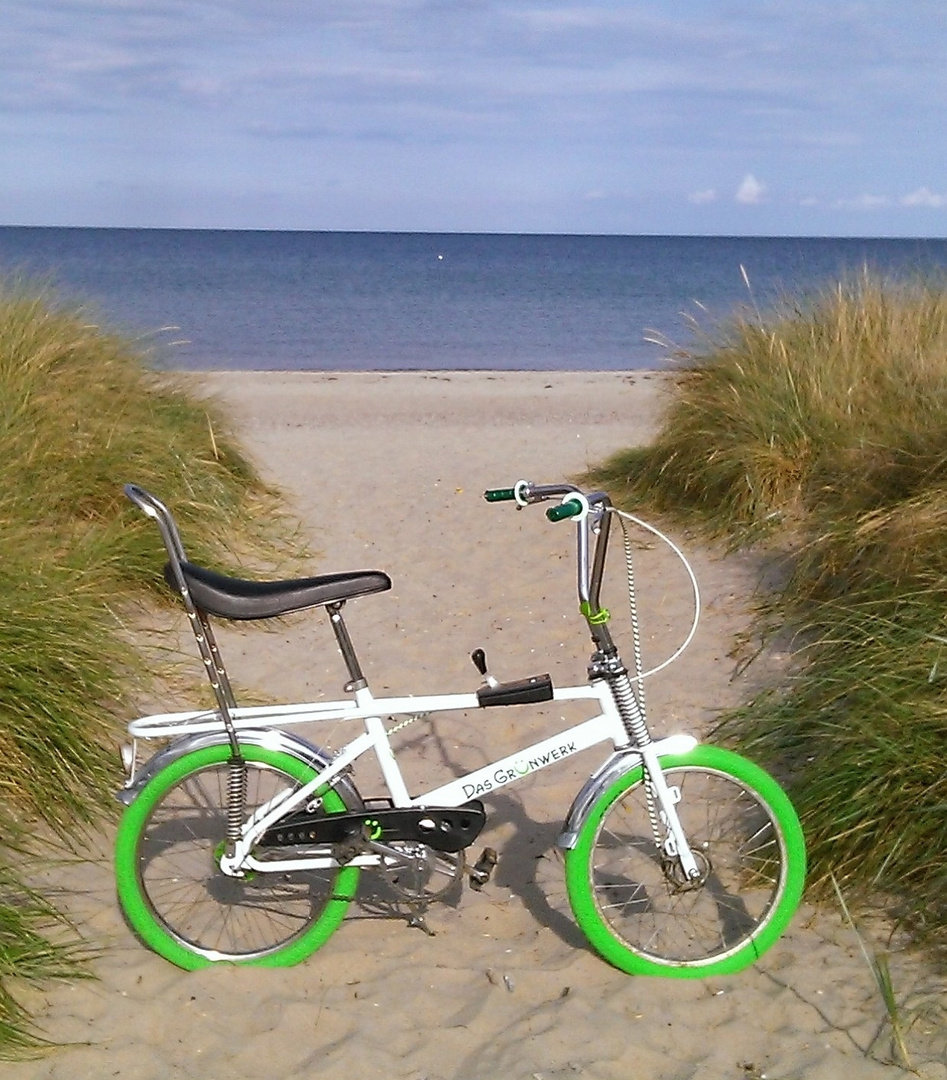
[[607, 667, 702, 883]]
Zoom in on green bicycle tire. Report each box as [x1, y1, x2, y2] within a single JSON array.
[[115, 743, 360, 970], [564, 745, 805, 978]]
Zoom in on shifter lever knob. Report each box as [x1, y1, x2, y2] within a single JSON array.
[[471, 648, 499, 688]]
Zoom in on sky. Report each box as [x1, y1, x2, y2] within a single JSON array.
[[2, 1, 947, 236]]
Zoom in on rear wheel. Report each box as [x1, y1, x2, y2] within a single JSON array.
[[565, 746, 805, 977], [115, 743, 359, 969]]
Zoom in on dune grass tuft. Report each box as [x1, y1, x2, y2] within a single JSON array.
[[0, 284, 290, 1052], [0, 857, 90, 1060], [0, 288, 280, 590], [589, 273, 947, 959]]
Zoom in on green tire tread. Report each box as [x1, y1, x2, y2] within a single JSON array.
[[115, 743, 360, 970], [564, 745, 806, 978]]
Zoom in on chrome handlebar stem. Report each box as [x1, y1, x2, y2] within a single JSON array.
[[510, 481, 612, 612]]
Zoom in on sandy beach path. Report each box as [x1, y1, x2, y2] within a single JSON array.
[[9, 372, 942, 1080]]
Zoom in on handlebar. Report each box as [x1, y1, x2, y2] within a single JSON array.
[[482, 480, 613, 617], [482, 479, 701, 682], [546, 499, 584, 523], [483, 480, 610, 517]]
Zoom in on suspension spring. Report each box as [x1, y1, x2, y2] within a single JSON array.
[[226, 755, 248, 844], [609, 670, 651, 748], [609, 671, 664, 849]]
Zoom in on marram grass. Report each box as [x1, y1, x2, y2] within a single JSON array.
[[0, 855, 90, 1060], [0, 287, 284, 591], [0, 284, 290, 1052], [595, 274, 947, 540], [589, 274, 947, 959]]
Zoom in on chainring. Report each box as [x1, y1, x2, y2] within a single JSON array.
[[382, 842, 465, 901]]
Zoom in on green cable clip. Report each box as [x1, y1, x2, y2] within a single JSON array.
[[580, 601, 610, 625]]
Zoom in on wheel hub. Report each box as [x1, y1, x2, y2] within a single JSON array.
[[664, 847, 711, 893]]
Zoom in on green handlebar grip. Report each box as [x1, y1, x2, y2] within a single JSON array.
[[546, 499, 583, 522], [484, 487, 517, 502]]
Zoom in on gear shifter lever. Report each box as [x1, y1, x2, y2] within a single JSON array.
[[471, 648, 499, 688]]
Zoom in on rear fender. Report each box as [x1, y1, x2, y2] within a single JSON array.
[[116, 728, 363, 812]]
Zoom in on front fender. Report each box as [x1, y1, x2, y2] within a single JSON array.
[[115, 728, 364, 812], [557, 733, 697, 849]]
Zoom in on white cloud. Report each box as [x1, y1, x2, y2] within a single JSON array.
[[835, 194, 890, 210], [901, 187, 947, 208], [4, 2, 947, 232], [735, 173, 766, 204]]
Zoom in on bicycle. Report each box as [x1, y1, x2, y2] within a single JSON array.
[[115, 480, 806, 977]]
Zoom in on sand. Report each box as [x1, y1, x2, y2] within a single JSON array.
[[8, 372, 944, 1080]]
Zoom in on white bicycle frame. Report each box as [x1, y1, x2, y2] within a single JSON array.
[[124, 678, 698, 877], [120, 479, 702, 884]]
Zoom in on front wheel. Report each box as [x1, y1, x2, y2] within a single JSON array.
[[115, 743, 360, 970], [564, 746, 805, 978]]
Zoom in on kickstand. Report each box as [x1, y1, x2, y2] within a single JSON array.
[[405, 903, 436, 937]]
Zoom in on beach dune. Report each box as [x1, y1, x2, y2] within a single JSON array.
[[9, 373, 940, 1080]]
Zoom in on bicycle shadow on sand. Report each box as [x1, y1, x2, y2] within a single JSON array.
[[345, 715, 591, 954]]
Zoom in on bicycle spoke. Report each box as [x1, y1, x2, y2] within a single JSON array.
[[129, 758, 348, 961], [583, 764, 792, 966]]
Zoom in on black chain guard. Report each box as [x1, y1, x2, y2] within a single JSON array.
[[257, 800, 486, 854]]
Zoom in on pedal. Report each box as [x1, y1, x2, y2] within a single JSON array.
[[468, 847, 498, 891]]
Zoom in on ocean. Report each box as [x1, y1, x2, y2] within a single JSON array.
[[1, 228, 946, 371]]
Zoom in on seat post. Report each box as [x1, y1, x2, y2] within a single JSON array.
[[326, 602, 367, 692]]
